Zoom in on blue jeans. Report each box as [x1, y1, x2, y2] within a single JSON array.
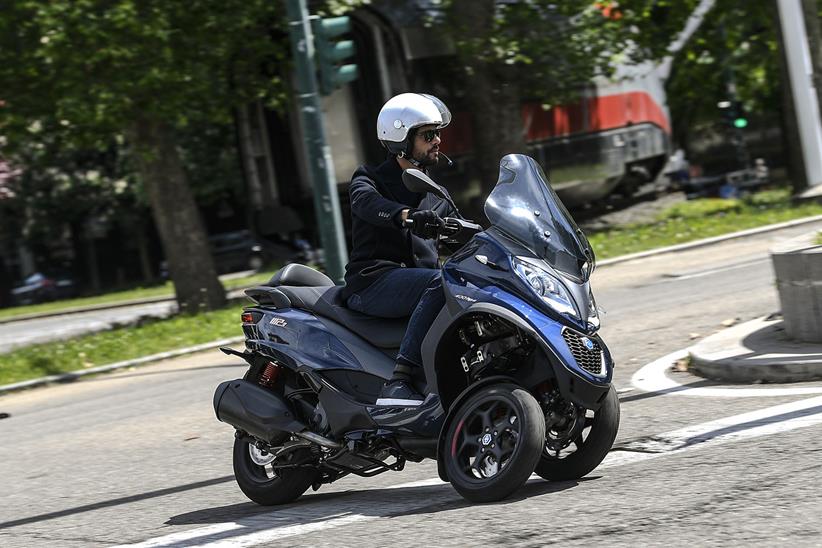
[[346, 268, 443, 369]]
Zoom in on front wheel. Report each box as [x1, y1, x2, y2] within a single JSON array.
[[232, 437, 318, 505], [443, 384, 545, 503], [535, 384, 620, 481]]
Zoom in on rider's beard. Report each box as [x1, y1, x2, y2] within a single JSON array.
[[414, 146, 439, 167]]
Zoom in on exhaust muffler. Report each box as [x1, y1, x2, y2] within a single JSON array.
[[213, 379, 341, 449]]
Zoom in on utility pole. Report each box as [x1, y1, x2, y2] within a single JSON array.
[[285, 0, 349, 283], [777, 0, 822, 196]]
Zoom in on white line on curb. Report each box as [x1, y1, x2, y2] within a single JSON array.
[[114, 395, 822, 548], [631, 348, 822, 397]]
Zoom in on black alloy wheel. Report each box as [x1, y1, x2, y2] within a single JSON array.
[[535, 384, 620, 481], [232, 436, 318, 505], [443, 383, 545, 502]]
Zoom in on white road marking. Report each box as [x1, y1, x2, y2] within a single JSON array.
[[660, 258, 768, 282], [603, 393, 822, 467], [116, 395, 822, 548], [631, 348, 822, 397], [110, 524, 244, 548]]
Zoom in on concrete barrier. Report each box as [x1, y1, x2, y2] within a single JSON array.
[[771, 232, 822, 343]]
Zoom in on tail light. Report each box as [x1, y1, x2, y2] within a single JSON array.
[[241, 312, 254, 324]]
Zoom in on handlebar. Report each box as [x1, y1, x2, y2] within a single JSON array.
[[403, 216, 483, 239]]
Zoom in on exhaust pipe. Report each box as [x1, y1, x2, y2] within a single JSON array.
[[213, 380, 342, 449], [214, 379, 308, 442], [296, 431, 342, 449]]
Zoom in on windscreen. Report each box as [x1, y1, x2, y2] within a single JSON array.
[[484, 154, 595, 281]]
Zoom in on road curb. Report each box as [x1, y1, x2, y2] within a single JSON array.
[[0, 336, 245, 395], [688, 316, 822, 383], [597, 214, 822, 268]]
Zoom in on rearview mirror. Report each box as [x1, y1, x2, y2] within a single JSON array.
[[402, 169, 447, 199]]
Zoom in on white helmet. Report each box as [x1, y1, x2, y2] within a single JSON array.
[[376, 93, 451, 156]]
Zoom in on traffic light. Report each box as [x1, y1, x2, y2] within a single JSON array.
[[718, 100, 748, 129], [312, 16, 358, 96]]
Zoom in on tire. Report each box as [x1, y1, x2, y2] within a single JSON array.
[[443, 384, 546, 503], [535, 384, 620, 481], [232, 437, 318, 505]]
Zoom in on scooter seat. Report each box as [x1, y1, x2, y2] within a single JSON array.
[[275, 285, 408, 349]]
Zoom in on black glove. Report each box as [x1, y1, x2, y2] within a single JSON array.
[[407, 209, 444, 239]]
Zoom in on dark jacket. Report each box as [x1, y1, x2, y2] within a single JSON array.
[[342, 157, 458, 299]]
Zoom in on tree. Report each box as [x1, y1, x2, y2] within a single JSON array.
[[0, 126, 140, 290], [437, 0, 702, 195], [0, 1, 292, 312], [665, 1, 780, 163]]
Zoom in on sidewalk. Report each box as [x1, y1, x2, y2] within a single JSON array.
[[689, 315, 822, 383]]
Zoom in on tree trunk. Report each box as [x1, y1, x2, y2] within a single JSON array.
[[135, 223, 154, 284], [451, 0, 528, 201], [128, 117, 226, 312]]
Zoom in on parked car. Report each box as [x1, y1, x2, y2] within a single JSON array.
[[11, 272, 77, 305], [160, 230, 314, 278]]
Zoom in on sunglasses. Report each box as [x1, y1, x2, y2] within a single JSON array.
[[418, 128, 441, 142]]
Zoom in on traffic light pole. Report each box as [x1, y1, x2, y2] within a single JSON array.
[[719, 22, 750, 170], [285, 0, 349, 283]]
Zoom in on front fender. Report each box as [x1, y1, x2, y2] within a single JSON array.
[[422, 295, 612, 412], [464, 300, 613, 411]]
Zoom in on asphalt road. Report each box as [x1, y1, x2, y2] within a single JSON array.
[[2, 221, 822, 547]]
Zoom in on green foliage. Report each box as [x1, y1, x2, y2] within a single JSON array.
[[665, 0, 781, 146], [0, 304, 244, 385], [589, 188, 822, 259], [0, 0, 290, 147], [657, 198, 742, 220], [0, 128, 141, 252], [441, 0, 701, 104], [0, 1, 310, 273]]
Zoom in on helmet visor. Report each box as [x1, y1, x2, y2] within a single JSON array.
[[420, 93, 451, 128]]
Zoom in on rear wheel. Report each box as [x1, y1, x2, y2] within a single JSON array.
[[443, 384, 545, 502], [232, 437, 318, 505], [535, 384, 620, 481]]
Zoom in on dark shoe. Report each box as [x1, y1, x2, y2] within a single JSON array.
[[375, 379, 424, 407]]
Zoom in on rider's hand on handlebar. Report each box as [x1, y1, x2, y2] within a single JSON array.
[[406, 209, 444, 240]]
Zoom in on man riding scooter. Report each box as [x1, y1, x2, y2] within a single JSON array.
[[342, 93, 459, 406]]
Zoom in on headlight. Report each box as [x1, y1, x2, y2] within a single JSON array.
[[513, 257, 577, 318], [588, 289, 601, 329]]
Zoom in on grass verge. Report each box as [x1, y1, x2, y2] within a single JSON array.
[[0, 304, 244, 386], [588, 189, 822, 259], [0, 268, 280, 323]]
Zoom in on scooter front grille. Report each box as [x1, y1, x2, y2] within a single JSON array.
[[561, 329, 605, 376]]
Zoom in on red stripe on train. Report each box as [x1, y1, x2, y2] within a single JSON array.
[[441, 91, 669, 156]]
